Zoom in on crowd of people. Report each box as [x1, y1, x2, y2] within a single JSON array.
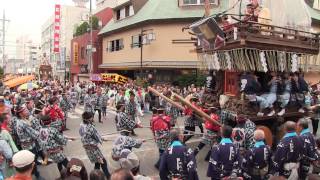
[[0, 77, 319, 180]]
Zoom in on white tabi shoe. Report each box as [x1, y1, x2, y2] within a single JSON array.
[[277, 109, 286, 116], [267, 110, 275, 117], [257, 112, 264, 117], [298, 108, 305, 113]]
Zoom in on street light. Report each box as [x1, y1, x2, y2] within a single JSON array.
[[89, 0, 93, 74]]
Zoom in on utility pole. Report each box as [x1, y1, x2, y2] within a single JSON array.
[[140, 28, 143, 78], [89, 0, 93, 74], [139, 28, 153, 78], [1, 10, 10, 69]]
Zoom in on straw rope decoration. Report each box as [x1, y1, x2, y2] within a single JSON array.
[[198, 48, 315, 73], [226, 52, 232, 70], [279, 51, 285, 72]]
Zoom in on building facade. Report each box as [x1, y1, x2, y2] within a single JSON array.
[[98, 0, 225, 81], [70, 7, 113, 82], [95, 0, 129, 12], [41, 5, 89, 81], [7, 36, 40, 74]]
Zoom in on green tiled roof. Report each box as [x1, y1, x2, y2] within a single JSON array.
[[99, 0, 228, 35], [307, 5, 320, 21]]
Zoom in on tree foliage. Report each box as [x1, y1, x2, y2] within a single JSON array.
[[0, 67, 4, 79], [175, 74, 206, 87], [73, 16, 99, 37], [74, 21, 89, 37], [90, 16, 99, 30]]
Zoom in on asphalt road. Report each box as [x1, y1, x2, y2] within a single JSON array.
[[38, 106, 211, 180]]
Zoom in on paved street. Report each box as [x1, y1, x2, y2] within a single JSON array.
[[38, 106, 211, 179]]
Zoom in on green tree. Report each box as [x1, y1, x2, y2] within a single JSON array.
[[90, 16, 100, 30], [176, 74, 206, 87], [74, 16, 100, 37], [0, 67, 4, 79], [74, 21, 89, 37]]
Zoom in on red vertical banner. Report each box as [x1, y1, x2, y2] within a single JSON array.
[[53, 4, 61, 53]]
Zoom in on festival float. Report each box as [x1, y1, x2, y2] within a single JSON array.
[[159, 0, 320, 146], [190, 0, 320, 146], [39, 53, 53, 81]]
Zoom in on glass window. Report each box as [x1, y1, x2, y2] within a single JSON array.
[[184, 0, 218, 5], [120, 8, 125, 19], [200, 0, 217, 4], [129, 5, 134, 16], [108, 39, 124, 52], [183, 0, 197, 4], [131, 35, 142, 48], [125, 6, 130, 17], [116, 10, 121, 20]]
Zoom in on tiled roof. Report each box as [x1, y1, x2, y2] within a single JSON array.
[[99, 0, 228, 35], [307, 5, 320, 21]]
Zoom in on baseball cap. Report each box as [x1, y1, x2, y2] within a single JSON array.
[[119, 152, 140, 170], [12, 150, 35, 168]]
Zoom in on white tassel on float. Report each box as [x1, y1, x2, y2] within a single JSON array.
[[260, 51, 268, 72], [279, 51, 285, 72], [225, 51, 232, 70], [209, 54, 215, 70], [291, 54, 298, 72], [213, 52, 221, 70]]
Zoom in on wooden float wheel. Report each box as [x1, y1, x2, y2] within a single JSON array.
[[257, 125, 273, 147]]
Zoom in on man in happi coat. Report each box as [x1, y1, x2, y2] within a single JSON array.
[[183, 96, 203, 143], [207, 125, 241, 180], [233, 115, 256, 151], [159, 129, 199, 180], [59, 93, 72, 128], [194, 107, 220, 161], [163, 92, 179, 127], [125, 91, 138, 135], [93, 88, 106, 123], [79, 112, 110, 178], [242, 129, 272, 180], [111, 130, 144, 161], [84, 89, 96, 114], [14, 106, 43, 179], [150, 107, 171, 169], [297, 118, 319, 179], [38, 115, 71, 173], [272, 121, 303, 179], [115, 103, 142, 132]]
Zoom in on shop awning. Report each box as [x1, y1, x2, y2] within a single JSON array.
[[4, 75, 35, 88]]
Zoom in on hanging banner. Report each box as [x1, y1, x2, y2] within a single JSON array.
[[73, 42, 79, 65], [100, 73, 128, 84], [54, 4, 61, 53], [60, 47, 66, 69]]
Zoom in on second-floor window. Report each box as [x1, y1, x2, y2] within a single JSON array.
[[116, 5, 134, 20], [183, 0, 218, 5], [107, 39, 124, 52], [131, 35, 142, 48]]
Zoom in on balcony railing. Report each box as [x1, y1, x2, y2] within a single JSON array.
[[214, 21, 320, 55]]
